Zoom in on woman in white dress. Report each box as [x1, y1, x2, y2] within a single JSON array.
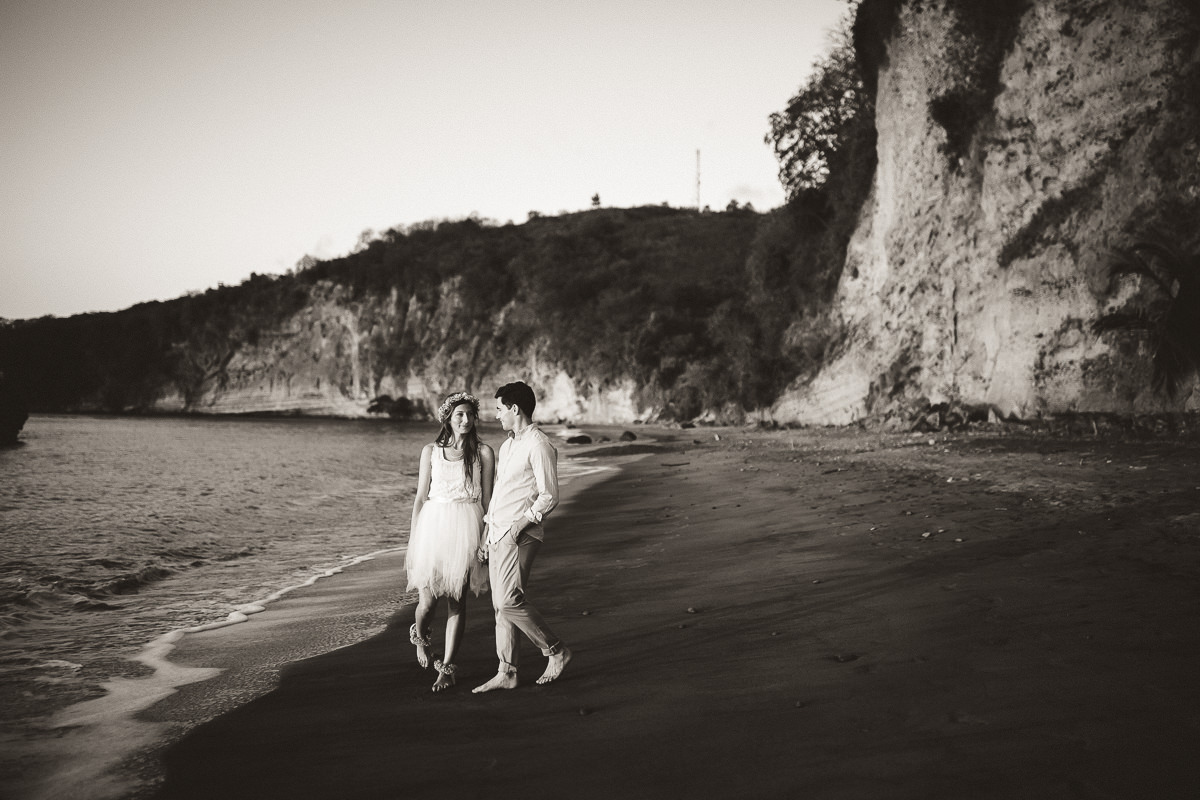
[[406, 391, 494, 691]]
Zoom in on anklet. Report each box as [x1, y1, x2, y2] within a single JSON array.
[[409, 623, 432, 648]]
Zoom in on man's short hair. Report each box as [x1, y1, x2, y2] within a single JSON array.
[[496, 381, 536, 419]]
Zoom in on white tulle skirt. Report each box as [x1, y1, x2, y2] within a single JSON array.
[[405, 500, 488, 599]]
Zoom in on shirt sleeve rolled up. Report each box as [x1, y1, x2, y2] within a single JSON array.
[[523, 437, 559, 524]]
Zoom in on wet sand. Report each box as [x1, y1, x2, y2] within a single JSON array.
[[137, 424, 1200, 798]]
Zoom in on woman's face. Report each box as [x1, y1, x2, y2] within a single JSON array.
[[449, 403, 476, 436]]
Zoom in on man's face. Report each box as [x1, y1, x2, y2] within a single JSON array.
[[495, 400, 519, 431]]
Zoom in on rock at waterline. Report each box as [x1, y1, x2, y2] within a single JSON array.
[[0, 376, 29, 445]]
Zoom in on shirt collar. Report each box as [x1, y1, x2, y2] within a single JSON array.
[[512, 423, 537, 441]]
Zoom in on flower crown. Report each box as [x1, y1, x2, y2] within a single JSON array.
[[437, 391, 479, 423]]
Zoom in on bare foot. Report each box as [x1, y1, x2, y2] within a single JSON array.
[[472, 670, 518, 693], [410, 624, 431, 669], [536, 647, 572, 685], [432, 661, 456, 692]]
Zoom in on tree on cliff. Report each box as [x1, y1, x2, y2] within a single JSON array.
[[765, 12, 871, 197], [752, 3, 878, 396]]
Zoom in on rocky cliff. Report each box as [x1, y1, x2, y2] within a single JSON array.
[[132, 208, 761, 424], [775, 0, 1200, 424], [154, 279, 651, 423]]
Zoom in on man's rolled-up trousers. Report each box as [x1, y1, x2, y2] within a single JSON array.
[[488, 529, 562, 671]]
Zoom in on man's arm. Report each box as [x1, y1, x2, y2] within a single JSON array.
[[501, 436, 560, 542], [523, 437, 559, 526]]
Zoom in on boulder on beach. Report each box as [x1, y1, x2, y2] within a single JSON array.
[[366, 395, 423, 419]]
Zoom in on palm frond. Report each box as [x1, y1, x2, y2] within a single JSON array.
[[1091, 309, 1160, 335], [1126, 239, 1185, 268], [1151, 336, 1193, 397], [1107, 246, 1176, 296]]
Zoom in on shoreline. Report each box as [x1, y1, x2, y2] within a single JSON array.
[[11, 423, 1200, 798], [132, 443, 645, 798], [4, 433, 651, 800], [149, 425, 1200, 799], [6, 547, 410, 800]]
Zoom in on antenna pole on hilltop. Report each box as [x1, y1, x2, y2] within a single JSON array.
[[696, 149, 701, 209]]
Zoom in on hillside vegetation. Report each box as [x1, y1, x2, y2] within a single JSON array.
[[0, 199, 859, 420]]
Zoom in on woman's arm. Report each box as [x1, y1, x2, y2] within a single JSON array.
[[479, 444, 495, 515], [410, 444, 434, 534]]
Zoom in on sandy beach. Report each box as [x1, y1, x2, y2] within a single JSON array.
[[53, 422, 1200, 799]]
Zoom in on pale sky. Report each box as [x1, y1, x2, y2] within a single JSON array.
[[1, 0, 847, 320]]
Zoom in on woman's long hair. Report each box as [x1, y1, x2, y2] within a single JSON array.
[[434, 395, 481, 485]]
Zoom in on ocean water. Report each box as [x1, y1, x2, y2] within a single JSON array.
[[0, 414, 591, 733]]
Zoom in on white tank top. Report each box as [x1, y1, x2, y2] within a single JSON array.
[[427, 446, 481, 504]]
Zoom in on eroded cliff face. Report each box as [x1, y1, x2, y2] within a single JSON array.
[[161, 280, 652, 424], [775, 0, 1200, 424]]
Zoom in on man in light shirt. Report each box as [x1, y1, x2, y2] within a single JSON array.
[[473, 381, 572, 692]]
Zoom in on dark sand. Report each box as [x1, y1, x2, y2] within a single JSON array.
[[140, 425, 1200, 799]]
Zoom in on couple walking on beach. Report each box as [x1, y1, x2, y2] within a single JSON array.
[[405, 381, 572, 693]]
